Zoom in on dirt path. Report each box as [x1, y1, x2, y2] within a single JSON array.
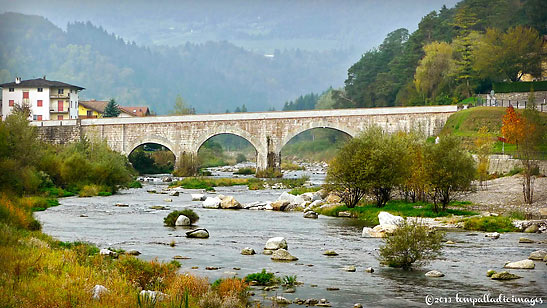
[[460, 175, 547, 217]]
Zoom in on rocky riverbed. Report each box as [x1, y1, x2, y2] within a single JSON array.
[[36, 181, 547, 307]]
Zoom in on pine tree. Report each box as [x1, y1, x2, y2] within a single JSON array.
[[103, 99, 120, 117]]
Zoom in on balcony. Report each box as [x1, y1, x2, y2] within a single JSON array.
[[50, 93, 69, 99], [49, 107, 69, 113]]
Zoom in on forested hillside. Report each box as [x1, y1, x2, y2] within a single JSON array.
[[0, 13, 350, 114], [329, 0, 546, 109]]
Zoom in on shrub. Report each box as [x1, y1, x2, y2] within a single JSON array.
[[79, 184, 101, 197], [379, 220, 444, 270], [128, 180, 143, 188], [116, 256, 180, 290], [282, 275, 297, 287], [166, 273, 209, 298], [235, 153, 247, 163], [244, 269, 276, 285], [164, 209, 199, 226], [255, 168, 283, 178], [214, 277, 248, 300], [234, 167, 255, 175], [463, 216, 516, 232]]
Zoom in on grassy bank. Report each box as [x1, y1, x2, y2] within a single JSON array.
[[315, 200, 478, 225], [170, 176, 310, 191]]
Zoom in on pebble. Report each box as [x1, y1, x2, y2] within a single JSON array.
[[446, 240, 455, 244], [326, 287, 340, 291], [284, 288, 296, 293], [205, 266, 220, 270], [343, 265, 356, 272], [425, 270, 445, 277], [323, 250, 339, 256], [191, 266, 198, 269], [354, 304, 363, 308]]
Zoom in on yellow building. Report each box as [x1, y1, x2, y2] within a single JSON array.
[[78, 100, 107, 118]]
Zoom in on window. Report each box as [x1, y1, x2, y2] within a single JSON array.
[[9, 88, 14, 92], [23, 91, 29, 99], [58, 89, 64, 95], [37, 115, 42, 121], [38, 88, 43, 92], [37, 100, 43, 107], [57, 115, 63, 120], [87, 110, 93, 117], [9, 100, 14, 107], [33, 115, 37, 121], [58, 100, 64, 111]]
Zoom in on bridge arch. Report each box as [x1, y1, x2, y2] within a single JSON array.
[[126, 135, 179, 160], [277, 122, 356, 154], [193, 127, 264, 155]]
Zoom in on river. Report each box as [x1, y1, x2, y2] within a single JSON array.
[[36, 179, 547, 307]]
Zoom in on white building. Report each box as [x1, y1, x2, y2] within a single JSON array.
[[0, 77, 84, 121]]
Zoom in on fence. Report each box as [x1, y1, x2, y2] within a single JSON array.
[[475, 97, 546, 112]]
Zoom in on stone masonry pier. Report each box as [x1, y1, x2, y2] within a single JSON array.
[[33, 106, 458, 171]]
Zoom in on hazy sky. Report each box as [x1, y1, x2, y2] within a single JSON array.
[[0, 0, 460, 53]]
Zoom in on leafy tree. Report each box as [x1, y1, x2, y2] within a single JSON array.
[[414, 42, 454, 101], [326, 127, 408, 207], [474, 126, 493, 189], [400, 132, 428, 202], [501, 105, 525, 146], [103, 99, 121, 117], [425, 135, 476, 212], [473, 26, 543, 82], [379, 220, 444, 270], [170, 95, 195, 115]]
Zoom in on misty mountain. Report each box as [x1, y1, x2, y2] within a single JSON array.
[[0, 13, 353, 113]]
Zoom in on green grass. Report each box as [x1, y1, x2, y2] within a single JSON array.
[[288, 186, 321, 195], [41, 186, 75, 197], [234, 167, 255, 175], [463, 216, 517, 232], [127, 180, 143, 188], [170, 177, 253, 191], [244, 269, 276, 285], [315, 200, 477, 225], [24, 196, 60, 212]]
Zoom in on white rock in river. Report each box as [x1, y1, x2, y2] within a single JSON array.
[[241, 247, 256, 255], [277, 192, 296, 203], [92, 284, 108, 300], [504, 259, 535, 269], [186, 228, 210, 238], [378, 211, 403, 227], [485, 232, 500, 239], [168, 191, 179, 196], [271, 248, 298, 261], [175, 215, 191, 226], [265, 237, 288, 250], [191, 194, 206, 201], [202, 197, 221, 209], [528, 250, 547, 260], [220, 196, 242, 209], [425, 270, 445, 277], [303, 211, 318, 219], [309, 200, 323, 208]]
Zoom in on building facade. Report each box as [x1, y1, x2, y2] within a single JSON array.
[[0, 77, 84, 121], [79, 99, 150, 118]]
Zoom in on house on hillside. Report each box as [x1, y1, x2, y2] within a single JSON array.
[[0, 77, 84, 121], [79, 99, 150, 118]]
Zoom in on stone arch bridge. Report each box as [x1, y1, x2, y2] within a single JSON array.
[[34, 106, 458, 171]]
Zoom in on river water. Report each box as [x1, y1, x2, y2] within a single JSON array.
[[36, 181, 547, 307]]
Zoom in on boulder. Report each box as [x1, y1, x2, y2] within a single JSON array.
[[524, 224, 539, 233], [264, 203, 273, 210], [220, 196, 242, 209], [323, 250, 339, 256], [486, 269, 496, 277], [303, 211, 318, 219], [425, 270, 445, 277], [338, 211, 352, 217], [342, 265, 356, 272], [354, 304, 364, 308], [293, 195, 307, 206], [202, 197, 221, 209], [364, 267, 374, 273], [241, 247, 256, 255], [186, 228, 209, 239], [309, 200, 323, 208], [277, 192, 296, 203], [529, 250, 547, 260], [485, 232, 500, 239], [539, 207, 547, 218], [163, 198, 173, 202], [92, 284, 108, 300], [126, 250, 141, 256], [115, 203, 129, 207], [191, 194, 206, 201], [325, 193, 341, 204], [274, 296, 292, 304], [504, 259, 535, 269], [302, 192, 321, 202], [263, 249, 273, 255], [168, 191, 179, 197], [378, 211, 403, 227], [519, 237, 535, 243], [140, 290, 168, 301], [362, 225, 396, 238], [265, 237, 288, 250], [175, 215, 191, 226], [271, 249, 298, 261], [271, 200, 290, 211], [491, 271, 522, 280], [99, 248, 117, 257]]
